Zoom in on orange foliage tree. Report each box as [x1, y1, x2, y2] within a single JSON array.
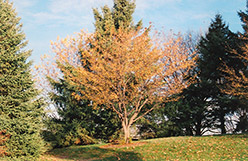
[[52, 26, 197, 143], [221, 42, 248, 99]]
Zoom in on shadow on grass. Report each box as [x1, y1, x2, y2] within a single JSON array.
[[48, 144, 144, 161]]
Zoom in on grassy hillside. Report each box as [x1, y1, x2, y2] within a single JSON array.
[[40, 133, 248, 161]]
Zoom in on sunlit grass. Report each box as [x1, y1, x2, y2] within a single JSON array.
[[40, 133, 248, 161]]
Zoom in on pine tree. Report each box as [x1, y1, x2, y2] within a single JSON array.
[[0, 0, 44, 159]]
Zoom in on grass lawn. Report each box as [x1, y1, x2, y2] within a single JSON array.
[[40, 133, 248, 161]]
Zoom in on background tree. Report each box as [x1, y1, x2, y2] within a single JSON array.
[[146, 14, 245, 137], [0, 0, 44, 159], [197, 14, 243, 134], [93, 0, 142, 33]]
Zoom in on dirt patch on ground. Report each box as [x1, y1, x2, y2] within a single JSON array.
[[100, 142, 147, 149]]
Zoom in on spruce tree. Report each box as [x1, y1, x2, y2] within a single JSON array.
[[0, 0, 44, 159], [93, 0, 142, 41], [93, 0, 141, 31], [197, 14, 241, 134]]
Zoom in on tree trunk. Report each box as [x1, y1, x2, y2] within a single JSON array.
[[220, 114, 226, 134], [195, 121, 202, 136], [218, 108, 226, 134], [122, 121, 131, 144]]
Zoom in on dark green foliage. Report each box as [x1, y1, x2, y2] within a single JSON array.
[[138, 14, 245, 137], [197, 14, 244, 134], [198, 15, 242, 80], [163, 14, 244, 136], [45, 76, 121, 147], [137, 103, 183, 139], [178, 82, 216, 136], [137, 97, 213, 138], [0, 0, 45, 160], [235, 112, 248, 133], [43, 120, 96, 148]]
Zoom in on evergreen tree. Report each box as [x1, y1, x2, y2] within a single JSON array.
[[160, 14, 243, 136], [173, 82, 216, 136], [46, 72, 121, 147], [44, 76, 96, 147], [197, 14, 241, 134], [0, 0, 44, 159]]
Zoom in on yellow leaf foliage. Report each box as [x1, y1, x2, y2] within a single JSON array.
[[221, 41, 248, 98], [53, 26, 197, 126]]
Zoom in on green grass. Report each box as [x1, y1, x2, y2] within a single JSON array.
[[40, 133, 248, 161]]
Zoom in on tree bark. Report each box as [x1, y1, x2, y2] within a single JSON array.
[[122, 121, 131, 144], [220, 114, 226, 134], [195, 122, 202, 136]]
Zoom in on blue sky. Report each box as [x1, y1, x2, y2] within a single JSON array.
[[10, 0, 246, 64]]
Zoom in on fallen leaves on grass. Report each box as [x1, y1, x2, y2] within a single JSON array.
[[100, 142, 147, 149]]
